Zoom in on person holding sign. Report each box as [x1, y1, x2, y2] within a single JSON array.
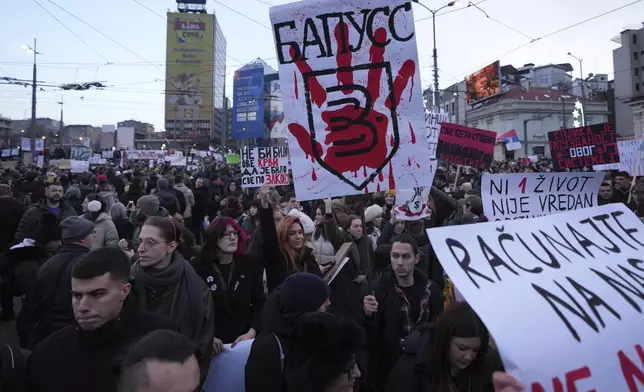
[[362, 235, 442, 391], [257, 185, 325, 293], [385, 302, 503, 392]]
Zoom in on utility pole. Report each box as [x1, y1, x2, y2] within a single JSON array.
[[57, 95, 64, 146], [30, 38, 38, 159]]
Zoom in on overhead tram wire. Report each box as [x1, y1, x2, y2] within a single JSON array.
[[32, 0, 112, 64], [211, 0, 272, 30], [466, 2, 536, 41], [441, 0, 644, 86], [414, 0, 488, 23]]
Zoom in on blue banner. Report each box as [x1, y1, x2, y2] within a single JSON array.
[[232, 68, 265, 139]]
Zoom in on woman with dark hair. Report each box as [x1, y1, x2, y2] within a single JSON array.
[[130, 216, 215, 378], [241, 199, 261, 235], [224, 181, 241, 198], [121, 177, 145, 206], [286, 312, 364, 392], [257, 185, 324, 293], [385, 302, 502, 392], [81, 193, 118, 249], [192, 217, 265, 351]]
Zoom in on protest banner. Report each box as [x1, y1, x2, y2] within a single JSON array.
[[241, 146, 290, 188], [425, 109, 448, 159], [594, 139, 644, 175], [548, 122, 619, 171], [437, 123, 495, 169], [126, 150, 166, 160], [270, 0, 431, 200], [393, 187, 431, 221], [481, 172, 604, 220], [427, 204, 644, 390]]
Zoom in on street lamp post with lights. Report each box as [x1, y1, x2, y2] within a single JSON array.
[[567, 52, 586, 126], [412, 0, 459, 109], [22, 39, 41, 159]]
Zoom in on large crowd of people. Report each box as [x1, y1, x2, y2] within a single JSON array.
[[0, 157, 637, 391]]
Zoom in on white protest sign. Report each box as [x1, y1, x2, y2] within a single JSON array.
[[427, 204, 644, 391], [270, 0, 431, 200], [393, 187, 431, 221], [594, 139, 644, 175], [241, 146, 290, 188], [482, 172, 604, 221], [126, 150, 166, 160], [70, 160, 89, 173], [425, 109, 448, 159]]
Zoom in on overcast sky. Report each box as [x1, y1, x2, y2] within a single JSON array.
[[0, 0, 642, 132]]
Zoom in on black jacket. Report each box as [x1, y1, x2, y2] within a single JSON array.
[[364, 267, 443, 391], [192, 254, 265, 344], [14, 199, 77, 243], [17, 243, 90, 349], [112, 217, 134, 242], [259, 207, 321, 293], [0, 196, 25, 252], [13, 180, 45, 206], [385, 324, 503, 392], [192, 186, 208, 221], [26, 299, 174, 392], [155, 189, 180, 215], [245, 287, 297, 392]]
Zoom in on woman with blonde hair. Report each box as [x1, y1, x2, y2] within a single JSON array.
[[258, 185, 326, 293]]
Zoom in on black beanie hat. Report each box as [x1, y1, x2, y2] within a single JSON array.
[[279, 273, 330, 319]]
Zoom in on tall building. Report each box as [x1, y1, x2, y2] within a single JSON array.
[[117, 120, 154, 139], [613, 25, 644, 138], [212, 17, 227, 146], [165, 0, 226, 149], [0, 116, 12, 148]]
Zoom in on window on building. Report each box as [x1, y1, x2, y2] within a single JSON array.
[[633, 34, 638, 45], [637, 83, 641, 92], [635, 52, 639, 61], [451, 102, 455, 114], [637, 68, 640, 77]]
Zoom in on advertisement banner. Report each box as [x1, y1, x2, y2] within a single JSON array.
[[466, 61, 501, 103], [481, 172, 604, 221], [437, 123, 496, 169], [266, 80, 287, 139], [594, 139, 644, 175], [232, 67, 265, 139], [269, 0, 432, 200], [426, 204, 644, 391], [241, 146, 290, 188], [165, 12, 213, 128], [21, 137, 44, 152], [548, 122, 619, 171]]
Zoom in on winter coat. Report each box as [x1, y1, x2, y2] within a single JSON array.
[[14, 198, 77, 243], [241, 215, 259, 236], [120, 188, 145, 207], [82, 212, 119, 249], [154, 188, 180, 216], [364, 267, 443, 391], [97, 191, 116, 213], [26, 298, 174, 392], [174, 183, 195, 218], [312, 233, 335, 265], [13, 180, 45, 206], [193, 186, 208, 221], [245, 287, 297, 392], [0, 196, 25, 252], [385, 324, 502, 392], [112, 216, 134, 242], [259, 207, 321, 293], [192, 254, 265, 344], [17, 243, 90, 349]]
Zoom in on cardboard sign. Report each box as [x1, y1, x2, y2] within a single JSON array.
[[269, 0, 432, 200], [548, 122, 619, 171], [393, 187, 432, 221], [427, 204, 644, 391], [241, 146, 290, 188], [425, 110, 448, 159], [594, 139, 644, 175], [481, 172, 604, 220], [437, 123, 496, 169]]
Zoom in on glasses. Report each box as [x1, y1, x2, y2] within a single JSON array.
[[139, 238, 166, 248], [222, 231, 238, 239]]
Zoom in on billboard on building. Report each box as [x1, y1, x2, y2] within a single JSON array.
[[466, 60, 501, 103], [117, 127, 135, 149], [165, 12, 214, 137], [232, 67, 265, 139], [266, 79, 287, 139]]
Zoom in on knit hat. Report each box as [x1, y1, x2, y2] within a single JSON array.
[[465, 195, 483, 215], [96, 174, 108, 183], [157, 177, 169, 191], [60, 216, 94, 242], [87, 200, 102, 213], [137, 195, 160, 216], [364, 204, 384, 223], [384, 189, 396, 198], [289, 209, 315, 235], [110, 202, 127, 219], [279, 273, 330, 318]]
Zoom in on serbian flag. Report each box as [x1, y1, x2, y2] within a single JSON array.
[[497, 129, 521, 151]]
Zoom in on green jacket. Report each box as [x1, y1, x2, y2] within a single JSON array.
[[14, 199, 77, 243]]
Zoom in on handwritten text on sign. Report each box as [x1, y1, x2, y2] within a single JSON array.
[[269, 0, 432, 200], [425, 110, 448, 159], [548, 122, 619, 171], [427, 204, 644, 391], [594, 139, 644, 175], [437, 123, 496, 169], [241, 146, 290, 188], [481, 172, 604, 221]]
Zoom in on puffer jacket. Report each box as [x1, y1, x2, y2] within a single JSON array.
[[174, 183, 195, 218], [82, 212, 118, 249]]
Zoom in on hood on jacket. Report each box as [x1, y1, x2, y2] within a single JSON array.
[[84, 212, 111, 224], [155, 190, 177, 206]]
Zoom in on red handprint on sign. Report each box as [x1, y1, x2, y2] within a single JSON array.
[[287, 22, 416, 190]]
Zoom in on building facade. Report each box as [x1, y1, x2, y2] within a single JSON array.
[[613, 25, 644, 138], [117, 120, 154, 140], [0, 116, 12, 148], [60, 125, 93, 147], [212, 14, 227, 146]]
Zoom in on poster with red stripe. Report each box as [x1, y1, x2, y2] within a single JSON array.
[[269, 0, 432, 201], [437, 123, 496, 169]]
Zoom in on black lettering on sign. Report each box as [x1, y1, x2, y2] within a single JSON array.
[[273, 4, 415, 64], [591, 265, 644, 313], [477, 235, 518, 281], [516, 232, 562, 269], [445, 238, 495, 289]]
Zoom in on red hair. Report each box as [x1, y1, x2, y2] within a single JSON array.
[[206, 216, 248, 256]]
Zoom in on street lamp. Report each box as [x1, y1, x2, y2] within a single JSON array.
[[412, 0, 459, 109], [21, 40, 42, 159], [567, 52, 586, 126]]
